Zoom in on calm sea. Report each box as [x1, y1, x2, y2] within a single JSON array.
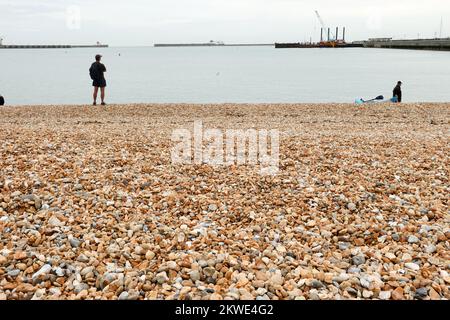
[[1, 46, 450, 105]]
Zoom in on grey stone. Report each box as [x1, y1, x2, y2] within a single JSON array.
[[69, 237, 81, 248], [408, 235, 419, 244], [7, 269, 21, 277], [333, 274, 350, 283], [360, 277, 371, 289], [425, 245, 436, 254], [189, 270, 201, 282], [415, 287, 428, 299], [55, 267, 65, 277], [348, 267, 361, 274], [74, 283, 89, 294], [352, 255, 366, 266], [308, 291, 320, 300], [11, 191, 22, 197], [310, 280, 325, 289], [338, 242, 351, 250]]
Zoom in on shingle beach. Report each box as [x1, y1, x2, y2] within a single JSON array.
[[0, 103, 449, 300]]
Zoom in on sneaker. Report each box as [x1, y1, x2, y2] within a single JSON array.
[[101, 102, 106, 106], [93, 102, 97, 106]]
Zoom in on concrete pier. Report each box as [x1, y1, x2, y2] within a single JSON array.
[[364, 38, 450, 51], [0, 44, 108, 49]]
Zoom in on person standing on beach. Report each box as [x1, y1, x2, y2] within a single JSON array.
[[393, 81, 402, 103], [89, 54, 107, 105]]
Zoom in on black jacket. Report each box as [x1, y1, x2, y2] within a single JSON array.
[[89, 62, 106, 81], [393, 85, 402, 102]]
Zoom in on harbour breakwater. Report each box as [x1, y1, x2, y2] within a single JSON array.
[[364, 38, 450, 51], [0, 44, 108, 49]]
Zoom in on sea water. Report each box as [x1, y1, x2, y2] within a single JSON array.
[[1, 46, 450, 105]]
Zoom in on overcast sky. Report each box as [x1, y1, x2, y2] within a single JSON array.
[[1, 0, 450, 45]]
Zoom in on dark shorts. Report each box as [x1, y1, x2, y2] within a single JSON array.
[[92, 78, 107, 88]]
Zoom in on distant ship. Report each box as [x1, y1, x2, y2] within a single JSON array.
[[154, 40, 225, 47]]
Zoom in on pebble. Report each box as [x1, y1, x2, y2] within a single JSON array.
[[69, 236, 81, 248], [360, 277, 371, 289], [208, 204, 218, 211], [385, 252, 396, 260], [408, 235, 419, 244], [269, 273, 284, 286], [49, 288, 61, 296], [414, 288, 428, 299], [425, 245, 436, 254], [310, 280, 325, 289], [74, 283, 89, 294], [189, 270, 201, 282], [13, 252, 27, 260], [77, 254, 90, 263], [31, 289, 46, 300], [405, 262, 420, 271], [429, 288, 441, 300], [392, 287, 404, 300], [155, 272, 169, 284], [379, 291, 391, 300], [55, 267, 65, 277], [48, 216, 63, 227], [118, 291, 129, 300], [32, 264, 52, 279], [0, 104, 448, 300], [203, 267, 216, 277], [347, 267, 361, 274], [352, 255, 366, 266], [7, 269, 21, 277]]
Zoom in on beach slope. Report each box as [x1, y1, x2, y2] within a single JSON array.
[[0, 103, 449, 300]]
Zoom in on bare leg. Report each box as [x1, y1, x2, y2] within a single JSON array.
[[93, 87, 99, 104], [100, 87, 106, 104]]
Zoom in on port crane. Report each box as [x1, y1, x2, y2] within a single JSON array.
[[315, 10, 336, 41]]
